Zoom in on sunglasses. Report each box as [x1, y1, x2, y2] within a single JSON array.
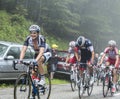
[[30, 31, 37, 34]]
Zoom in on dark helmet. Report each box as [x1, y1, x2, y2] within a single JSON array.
[[76, 36, 85, 46]]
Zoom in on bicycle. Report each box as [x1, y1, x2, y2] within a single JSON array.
[[70, 63, 78, 91], [102, 65, 114, 97], [13, 60, 51, 99], [95, 64, 105, 86], [77, 63, 93, 99]]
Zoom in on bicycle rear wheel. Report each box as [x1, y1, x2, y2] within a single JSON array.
[[14, 73, 31, 99], [38, 74, 51, 99], [103, 75, 109, 97]]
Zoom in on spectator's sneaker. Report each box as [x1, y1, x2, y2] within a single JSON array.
[[37, 79, 46, 86], [90, 76, 94, 85], [112, 86, 116, 93]]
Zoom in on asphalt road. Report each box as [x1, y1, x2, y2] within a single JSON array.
[[0, 82, 120, 99]]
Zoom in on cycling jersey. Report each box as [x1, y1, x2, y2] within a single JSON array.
[[104, 47, 119, 66], [23, 35, 52, 63], [24, 35, 51, 53], [104, 47, 118, 59], [75, 39, 94, 63]]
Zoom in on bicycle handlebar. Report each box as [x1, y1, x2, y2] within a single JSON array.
[[13, 60, 32, 70]]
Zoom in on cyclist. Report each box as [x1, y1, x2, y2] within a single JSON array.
[[98, 40, 119, 92], [75, 36, 95, 85], [65, 41, 78, 80], [19, 24, 52, 85]]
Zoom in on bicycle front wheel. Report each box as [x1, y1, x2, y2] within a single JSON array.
[[87, 82, 93, 96], [103, 75, 109, 97], [78, 80, 84, 99], [38, 74, 51, 99], [87, 77, 93, 96], [70, 70, 77, 91], [14, 73, 31, 99]]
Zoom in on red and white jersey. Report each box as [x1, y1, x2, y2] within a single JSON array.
[[104, 47, 118, 59]]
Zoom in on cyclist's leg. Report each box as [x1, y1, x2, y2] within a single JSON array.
[[87, 61, 94, 84], [112, 68, 117, 92], [38, 52, 52, 83]]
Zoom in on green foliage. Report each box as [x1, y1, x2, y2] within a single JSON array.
[[0, 10, 68, 50], [0, 11, 31, 43], [1, 0, 120, 52]]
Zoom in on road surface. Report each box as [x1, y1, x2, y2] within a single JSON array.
[[0, 82, 120, 99]]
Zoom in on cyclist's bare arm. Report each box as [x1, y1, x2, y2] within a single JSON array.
[[74, 51, 80, 62], [20, 46, 28, 60], [99, 53, 106, 65], [115, 54, 119, 67], [91, 51, 95, 63], [65, 53, 70, 63]]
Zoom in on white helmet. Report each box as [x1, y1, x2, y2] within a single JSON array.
[[69, 41, 76, 47], [76, 36, 85, 46], [108, 40, 116, 47], [29, 25, 40, 32]]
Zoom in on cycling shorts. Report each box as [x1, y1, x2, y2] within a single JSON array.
[[106, 58, 116, 65], [34, 52, 52, 63]]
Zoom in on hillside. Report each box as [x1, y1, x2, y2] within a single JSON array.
[[0, 11, 68, 50]]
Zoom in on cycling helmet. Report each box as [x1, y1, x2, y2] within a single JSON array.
[[29, 25, 40, 33], [108, 40, 116, 47], [52, 44, 58, 49], [69, 41, 76, 47], [76, 36, 85, 46]]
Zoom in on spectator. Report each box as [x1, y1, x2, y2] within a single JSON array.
[[48, 44, 58, 80]]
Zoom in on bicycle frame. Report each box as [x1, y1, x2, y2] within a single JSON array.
[[13, 60, 51, 99]]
